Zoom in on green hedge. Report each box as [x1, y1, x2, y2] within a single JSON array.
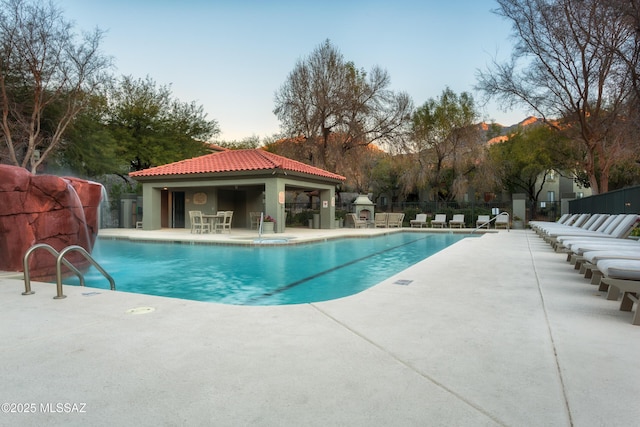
[[404, 207, 495, 227]]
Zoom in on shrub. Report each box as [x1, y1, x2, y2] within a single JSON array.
[[402, 207, 422, 226]]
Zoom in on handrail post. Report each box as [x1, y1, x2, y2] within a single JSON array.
[[258, 212, 264, 240]]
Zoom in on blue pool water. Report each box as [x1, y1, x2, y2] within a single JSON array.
[[71, 233, 467, 305]]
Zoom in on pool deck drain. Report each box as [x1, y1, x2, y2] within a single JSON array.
[[125, 306, 156, 315], [1, 228, 640, 426]]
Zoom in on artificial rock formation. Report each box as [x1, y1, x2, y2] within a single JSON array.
[[0, 164, 103, 279]]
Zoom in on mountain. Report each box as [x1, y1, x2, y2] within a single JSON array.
[[480, 116, 546, 145]]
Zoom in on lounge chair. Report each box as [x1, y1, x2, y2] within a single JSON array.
[[596, 258, 640, 325], [431, 214, 446, 228], [189, 210, 211, 234], [531, 213, 572, 228], [530, 213, 573, 233], [563, 239, 640, 272], [449, 214, 465, 228], [577, 249, 640, 281], [374, 213, 388, 228], [410, 214, 428, 228], [215, 211, 233, 233], [546, 215, 624, 244], [533, 213, 598, 237], [387, 213, 404, 228], [541, 214, 610, 245], [476, 215, 491, 229], [553, 214, 639, 250], [347, 213, 367, 228], [494, 214, 509, 230]]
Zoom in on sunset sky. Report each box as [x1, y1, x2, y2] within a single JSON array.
[[56, 0, 526, 141]]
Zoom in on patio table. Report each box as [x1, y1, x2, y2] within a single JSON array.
[[202, 214, 225, 231]]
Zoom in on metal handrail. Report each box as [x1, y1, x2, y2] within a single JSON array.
[[23, 243, 86, 296], [55, 245, 116, 299], [471, 212, 510, 234], [257, 212, 264, 240], [22, 243, 115, 299]]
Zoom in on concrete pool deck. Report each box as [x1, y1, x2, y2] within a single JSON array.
[[1, 227, 639, 426]]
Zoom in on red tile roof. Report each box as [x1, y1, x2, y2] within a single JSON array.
[[129, 149, 346, 181]]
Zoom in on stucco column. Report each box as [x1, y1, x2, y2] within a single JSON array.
[[143, 184, 162, 230], [264, 178, 286, 233], [319, 188, 336, 229]]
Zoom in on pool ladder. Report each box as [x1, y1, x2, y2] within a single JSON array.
[[22, 243, 116, 299]]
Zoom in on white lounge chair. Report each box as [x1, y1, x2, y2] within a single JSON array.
[[534, 214, 604, 237], [476, 215, 491, 229], [494, 214, 509, 230], [449, 214, 465, 228], [554, 215, 639, 251], [578, 249, 640, 281], [530, 213, 572, 232], [596, 259, 640, 325], [431, 214, 446, 228], [410, 214, 428, 228], [549, 215, 630, 246]]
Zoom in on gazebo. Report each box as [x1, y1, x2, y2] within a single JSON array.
[[129, 149, 345, 233]]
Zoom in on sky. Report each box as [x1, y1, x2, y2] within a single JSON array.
[[56, 0, 528, 141]]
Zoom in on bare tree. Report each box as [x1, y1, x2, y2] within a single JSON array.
[[273, 39, 412, 171], [477, 0, 639, 194], [606, 1, 640, 102], [0, 0, 111, 173]]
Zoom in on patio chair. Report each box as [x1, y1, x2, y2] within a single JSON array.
[[374, 213, 388, 228], [387, 213, 404, 228], [215, 211, 233, 233], [494, 214, 510, 230], [431, 214, 447, 228], [476, 215, 491, 229], [410, 214, 428, 228], [189, 210, 211, 234], [347, 213, 367, 228], [449, 214, 465, 228], [249, 212, 261, 230]]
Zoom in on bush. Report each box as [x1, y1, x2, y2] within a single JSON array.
[[421, 207, 494, 227], [402, 207, 422, 226], [335, 209, 347, 220], [290, 210, 316, 226]]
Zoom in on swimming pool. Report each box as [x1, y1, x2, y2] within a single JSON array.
[[71, 232, 468, 305]]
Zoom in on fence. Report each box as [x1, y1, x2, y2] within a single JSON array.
[[569, 186, 640, 214], [285, 200, 512, 227], [526, 200, 561, 222]]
